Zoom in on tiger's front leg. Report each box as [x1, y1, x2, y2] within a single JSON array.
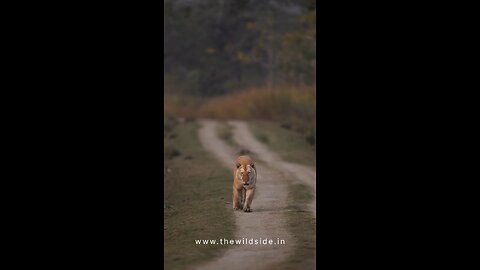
[[243, 188, 255, 212], [240, 188, 246, 207], [233, 188, 242, 210]]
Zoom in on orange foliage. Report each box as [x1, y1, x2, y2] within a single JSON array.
[[164, 85, 315, 124]]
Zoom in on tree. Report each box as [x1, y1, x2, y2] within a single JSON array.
[[164, 0, 316, 96]]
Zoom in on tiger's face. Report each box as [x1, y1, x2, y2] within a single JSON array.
[[237, 163, 255, 186]]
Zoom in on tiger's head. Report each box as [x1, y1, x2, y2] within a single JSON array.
[[236, 162, 255, 186]]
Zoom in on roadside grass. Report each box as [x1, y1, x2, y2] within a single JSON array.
[[251, 122, 316, 269], [216, 122, 235, 147], [274, 182, 316, 270], [164, 118, 235, 270], [215, 122, 262, 165], [249, 120, 316, 168]]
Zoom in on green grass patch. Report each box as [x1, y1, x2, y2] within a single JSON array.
[[256, 132, 269, 143], [164, 115, 178, 136], [272, 182, 316, 270], [164, 120, 235, 270], [216, 122, 235, 147], [215, 122, 262, 162], [249, 120, 316, 167]]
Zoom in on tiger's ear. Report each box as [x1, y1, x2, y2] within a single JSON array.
[[236, 163, 241, 168], [251, 163, 255, 168]]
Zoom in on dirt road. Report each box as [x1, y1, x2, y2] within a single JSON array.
[[194, 119, 315, 270], [228, 121, 316, 217]]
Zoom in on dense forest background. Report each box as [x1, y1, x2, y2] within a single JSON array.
[[164, 0, 316, 134], [165, 0, 315, 96]]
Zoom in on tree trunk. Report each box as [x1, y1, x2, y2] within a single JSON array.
[[266, 17, 274, 91], [313, 38, 316, 89], [266, 48, 274, 90], [312, 59, 316, 89]]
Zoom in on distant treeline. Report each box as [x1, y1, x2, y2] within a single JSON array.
[[164, 0, 316, 97]]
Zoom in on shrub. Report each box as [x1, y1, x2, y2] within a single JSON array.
[[257, 133, 269, 143], [165, 145, 181, 159]]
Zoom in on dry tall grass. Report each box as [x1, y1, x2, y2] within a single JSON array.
[[165, 86, 315, 130], [164, 95, 205, 118]]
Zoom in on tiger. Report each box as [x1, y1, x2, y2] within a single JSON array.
[[233, 155, 257, 212]]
